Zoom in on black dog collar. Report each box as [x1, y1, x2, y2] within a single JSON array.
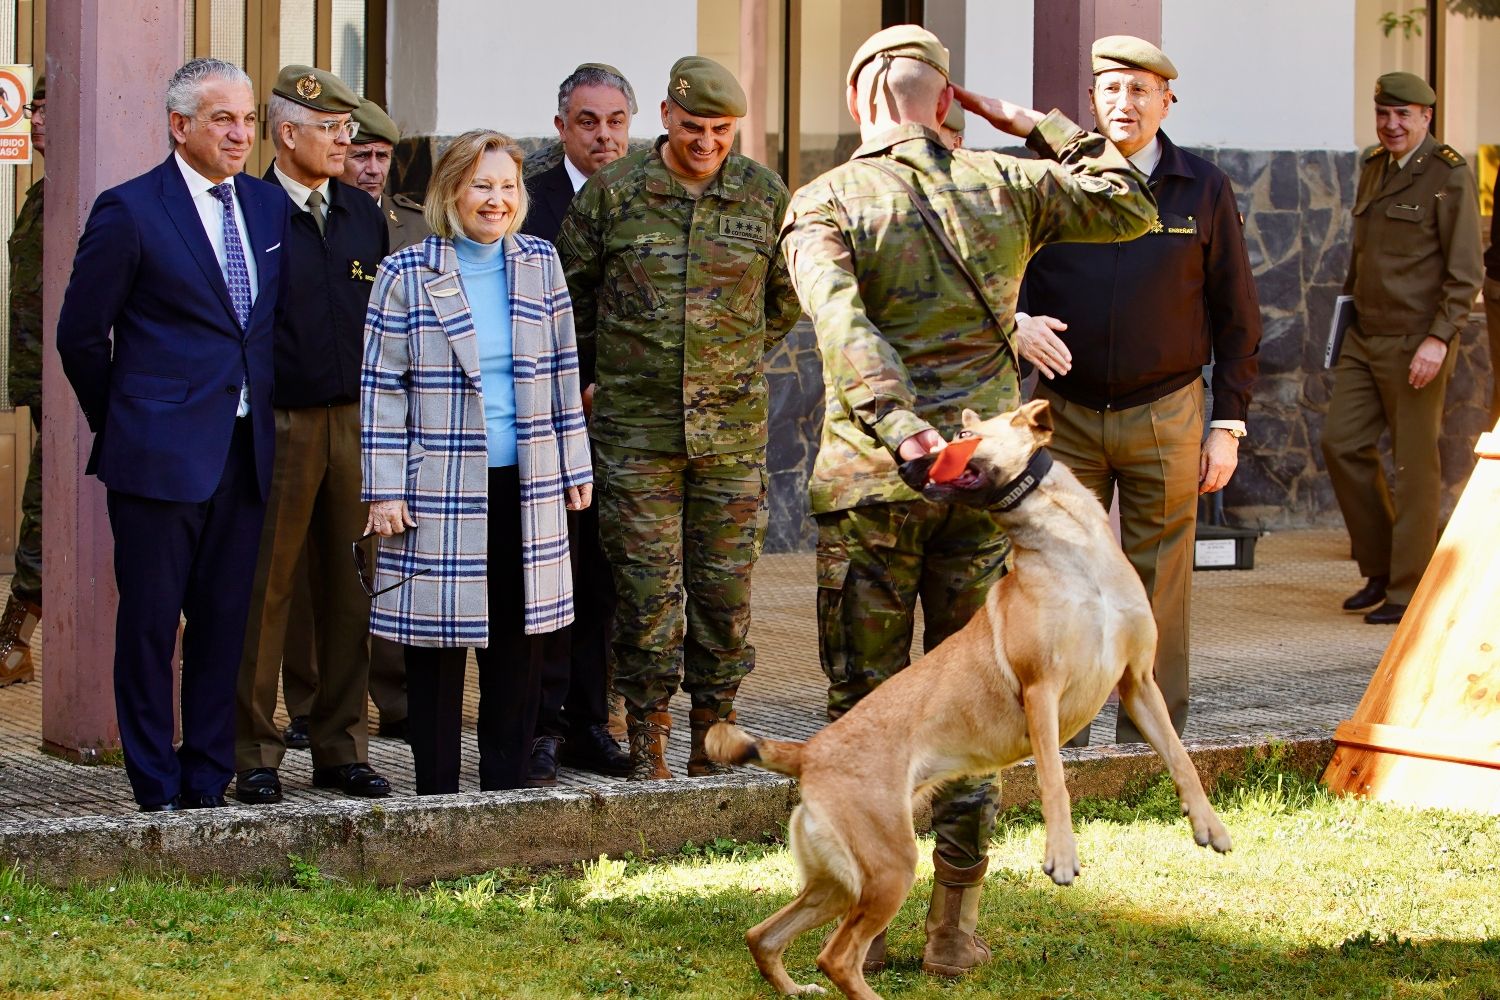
[[992, 447, 1054, 512]]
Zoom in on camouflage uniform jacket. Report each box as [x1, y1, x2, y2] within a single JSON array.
[[782, 115, 1157, 514], [557, 139, 802, 457], [8, 177, 44, 408]]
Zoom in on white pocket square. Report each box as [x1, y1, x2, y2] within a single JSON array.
[[431, 288, 460, 298], [265, 243, 281, 253]]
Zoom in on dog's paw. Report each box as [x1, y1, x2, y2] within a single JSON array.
[[1191, 812, 1233, 854], [787, 984, 827, 996], [1041, 851, 1080, 886]]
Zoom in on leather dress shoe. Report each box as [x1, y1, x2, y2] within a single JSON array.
[[235, 767, 284, 805], [1342, 575, 1389, 612], [525, 735, 562, 787], [182, 793, 228, 810], [560, 723, 633, 777], [312, 762, 391, 797], [139, 797, 183, 813], [1364, 601, 1407, 625], [283, 715, 311, 750]]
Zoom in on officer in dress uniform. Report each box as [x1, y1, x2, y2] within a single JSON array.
[[1322, 71, 1483, 625]]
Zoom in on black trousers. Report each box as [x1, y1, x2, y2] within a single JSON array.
[[106, 417, 265, 807], [404, 466, 548, 794], [536, 501, 614, 740]]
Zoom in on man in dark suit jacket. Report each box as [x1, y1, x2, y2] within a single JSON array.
[[520, 62, 635, 783], [56, 58, 289, 812]]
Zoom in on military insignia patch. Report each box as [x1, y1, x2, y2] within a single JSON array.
[[720, 216, 769, 243], [349, 259, 374, 282], [676, 77, 691, 99], [296, 74, 322, 101]]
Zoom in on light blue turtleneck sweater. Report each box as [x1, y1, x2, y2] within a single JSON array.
[[455, 234, 516, 468]]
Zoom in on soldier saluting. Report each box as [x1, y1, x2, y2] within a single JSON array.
[[781, 25, 1155, 980], [557, 56, 801, 782]]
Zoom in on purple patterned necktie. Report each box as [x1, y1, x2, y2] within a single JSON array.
[[210, 182, 252, 328]]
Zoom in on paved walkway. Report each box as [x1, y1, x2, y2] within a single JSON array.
[[0, 529, 1388, 824]]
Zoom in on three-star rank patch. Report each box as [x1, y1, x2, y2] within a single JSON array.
[[720, 215, 769, 243]]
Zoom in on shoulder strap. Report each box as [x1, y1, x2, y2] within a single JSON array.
[[861, 158, 1016, 365]]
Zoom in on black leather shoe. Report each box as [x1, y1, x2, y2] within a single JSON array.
[[139, 797, 182, 813], [235, 767, 283, 805], [560, 723, 633, 777], [378, 716, 409, 741], [1342, 575, 1389, 612], [312, 762, 391, 798], [283, 715, 311, 749], [1364, 601, 1407, 625], [526, 736, 562, 787], [182, 793, 228, 810]]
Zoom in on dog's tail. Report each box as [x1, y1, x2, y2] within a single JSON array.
[[706, 723, 804, 778]]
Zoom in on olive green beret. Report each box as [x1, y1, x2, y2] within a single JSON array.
[[350, 99, 399, 145], [847, 24, 949, 87], [666, 56, 746, 118], [32, 75, 44, 100], [942, 98, 964, 133], [272, 64, 360, 115], [1374, 71, 1436, 107], [575, 62, 637, 114], [1091, 35, 1177, 101]]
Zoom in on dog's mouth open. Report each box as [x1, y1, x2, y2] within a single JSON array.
[[897, 444, 987, 501]]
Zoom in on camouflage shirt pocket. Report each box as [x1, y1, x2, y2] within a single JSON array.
[[605, 248, 664, 316], [722, 250, 770, 318]]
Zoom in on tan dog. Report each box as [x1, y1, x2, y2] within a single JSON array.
[[708, 400, 1231, 1000]]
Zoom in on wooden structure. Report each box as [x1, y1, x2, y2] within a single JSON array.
[[1323, 418, 1500, 812]]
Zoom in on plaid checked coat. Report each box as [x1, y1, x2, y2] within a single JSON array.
[[361, 234, 592, 644]]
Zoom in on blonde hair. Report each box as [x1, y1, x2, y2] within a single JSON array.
[[423, 129, 529, 239]]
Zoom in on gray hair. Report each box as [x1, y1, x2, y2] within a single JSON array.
[[267, 93, 316, 148], [165, 57, 252, 149], [557, 66, 635, 117]]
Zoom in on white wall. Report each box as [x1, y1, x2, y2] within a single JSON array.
[[1162, 0, 1355, 150], [418, 0, 696, 138], [961, 0, 1033, 150]]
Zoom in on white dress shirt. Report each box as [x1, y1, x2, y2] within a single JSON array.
[[174, 152, 256, 416], [563, 155, 590, 194]]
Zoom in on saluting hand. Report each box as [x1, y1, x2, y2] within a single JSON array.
[[1408, 336, 1448, 389], [950, 83, 1042, 139], [1015, 313, 1072, 379], [365, 499, 416, 537]]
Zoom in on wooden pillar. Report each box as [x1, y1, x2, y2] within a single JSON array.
[[41, 0, 185, 760], [1033, 0, 1161, 124], [739, 0, 770, 166]]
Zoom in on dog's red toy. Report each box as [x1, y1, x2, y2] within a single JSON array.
[[927, 436, 981, 483]]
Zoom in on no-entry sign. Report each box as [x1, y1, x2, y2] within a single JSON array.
[[0, 66, 34, 164]]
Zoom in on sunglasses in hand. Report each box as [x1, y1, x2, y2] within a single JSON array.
[[351, 529, 432, 598]]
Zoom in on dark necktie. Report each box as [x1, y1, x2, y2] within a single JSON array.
[[210, 183, 252, 328], [306, 188, 327, 236]]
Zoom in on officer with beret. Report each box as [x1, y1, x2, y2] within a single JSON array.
[[782, 24, 1154, 980], [235, 65, 392, 805], [1322, 71, 1483, 624], [1017, 35, 1261, 748], [343, 98, 430, 253], [0, 74, 46, 686], [557, 55, 802, 782]]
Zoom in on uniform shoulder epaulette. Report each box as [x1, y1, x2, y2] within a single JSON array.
[[1361, 145, 1385, 163], [1434, 144, 1465, 167], [391, 192, 425, 211]]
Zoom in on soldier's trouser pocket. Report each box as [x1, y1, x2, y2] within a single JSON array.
[[815, 524, 853, 721]]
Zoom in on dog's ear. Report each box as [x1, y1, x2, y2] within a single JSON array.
[[1009, 399, 1054, 444], [960, 408, 981, 430]]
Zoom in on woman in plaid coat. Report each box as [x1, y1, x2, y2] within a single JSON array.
[[361, 130, 592, 793]]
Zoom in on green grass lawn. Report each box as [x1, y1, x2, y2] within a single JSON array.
[[2, 760, 1497, 999]]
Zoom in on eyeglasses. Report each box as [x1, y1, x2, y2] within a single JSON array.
[[298, 119, 359, 140], [1096, 82, 1164, 107], [351, 529, 432, 598], [21, 103, 43, 119]]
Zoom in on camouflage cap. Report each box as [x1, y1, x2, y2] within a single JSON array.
[[847, 24, 950, 86], [1091, 35, 1178, 101], [272, 64, 360, 114], [351, 99, 399, 145], [576, 61, 637, 114], [666, 56, 746, 117], [1374, 71, 1436, 107]]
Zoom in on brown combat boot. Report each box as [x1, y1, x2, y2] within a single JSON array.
[[921, 851, 992, 977], [862, 929, 888, 974], [687, 704, 737, 777], [0, 595, 38, 688], [627, 704, 673, 781]]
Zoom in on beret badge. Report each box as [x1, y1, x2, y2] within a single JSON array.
[[296, 74, 322, 101]]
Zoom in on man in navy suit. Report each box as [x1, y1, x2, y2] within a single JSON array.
[[56, 58, 289, 812]]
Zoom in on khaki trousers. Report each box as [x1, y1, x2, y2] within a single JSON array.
[[1485, 277, 1500, 427], [1321, 328, 1457, 606], [1037, 380, 1202, 745], [235, 404, 371, 770]]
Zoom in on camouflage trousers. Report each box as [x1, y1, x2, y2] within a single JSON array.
[[594, 441, 768, 714], [816, 499, 1011, 869], [12, 410, 41, 607]]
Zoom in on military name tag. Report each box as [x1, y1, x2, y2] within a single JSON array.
[[720, 215, 769, 243]]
